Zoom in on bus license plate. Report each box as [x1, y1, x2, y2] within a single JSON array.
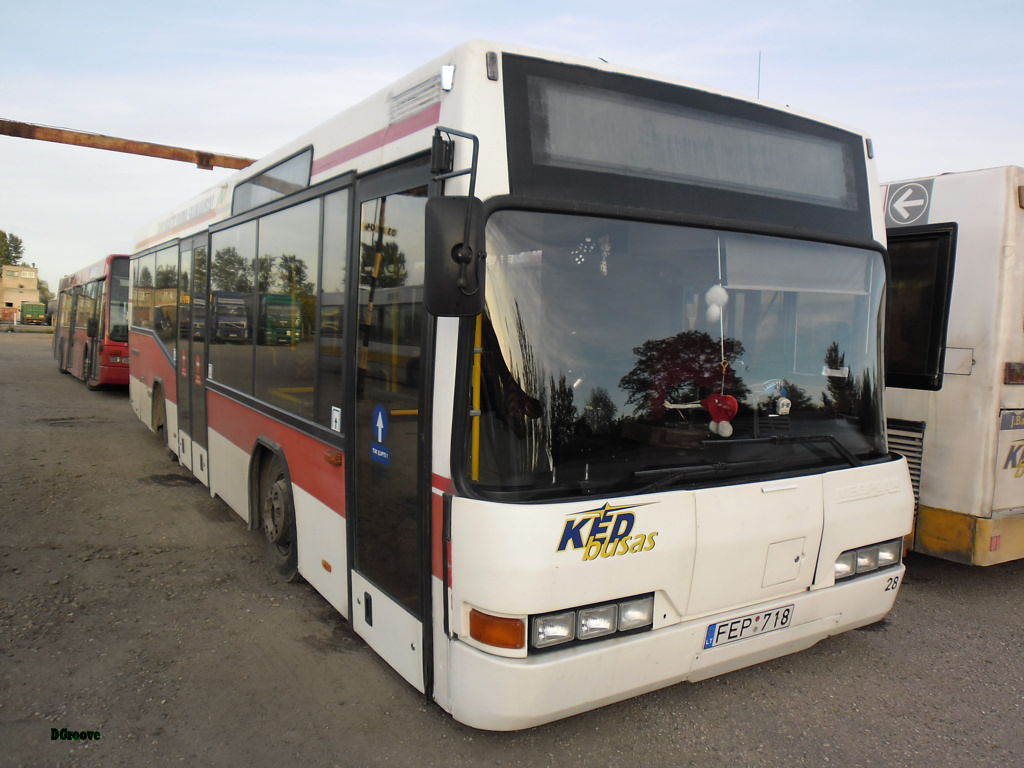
[[703, 605, 794, 649]]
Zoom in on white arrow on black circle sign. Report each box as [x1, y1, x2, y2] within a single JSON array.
[[889, 184, 929, 223]]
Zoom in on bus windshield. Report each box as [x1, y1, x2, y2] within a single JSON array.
[[472, 210, 887, 500]]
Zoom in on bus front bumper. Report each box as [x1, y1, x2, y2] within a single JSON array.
[[447, 565, 903, 731]]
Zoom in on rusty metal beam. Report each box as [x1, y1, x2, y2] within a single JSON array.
[[0, 118, 255, 170]]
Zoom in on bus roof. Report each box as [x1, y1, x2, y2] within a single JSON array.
[[57, 254, 129, 291], [134, 40, 877, 252]]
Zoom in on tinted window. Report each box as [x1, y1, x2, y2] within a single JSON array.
[[109, 258, 130, 342], [233, 149, 312, 215], [254, 199, 320, 419], [317, 189, 350, 428], [154, 245, 178, 349], [132, 253, 156, 331], [885, 224, 958, 390], [209, 221, 257, 394]]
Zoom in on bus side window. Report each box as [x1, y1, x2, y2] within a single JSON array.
[[254, 199, 319, 420], [316, 188, 350, 429]]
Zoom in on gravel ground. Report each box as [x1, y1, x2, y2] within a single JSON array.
[[2, 331, 1023, 767]]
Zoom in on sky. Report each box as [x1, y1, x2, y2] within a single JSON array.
[[2, 0, 1021, 290]]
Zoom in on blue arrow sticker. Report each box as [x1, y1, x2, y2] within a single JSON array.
[[370, 405, 390, 466]]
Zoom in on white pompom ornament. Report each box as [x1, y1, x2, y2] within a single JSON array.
[[704, 283, 729, 323], [717, 420, 733, 438]]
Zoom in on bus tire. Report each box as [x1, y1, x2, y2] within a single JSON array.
[[260, 457, 300, 583]]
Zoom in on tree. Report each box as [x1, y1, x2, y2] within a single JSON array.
[[548, 374, 578, 462], [821, 341, 857, 416], [360, 240, 407, 288], [257, 255, 276, 293], [211, 247, 253, 293], [583, 387, 617, 434], [155, 265, 177, 289], [275, 254, 314, 297], [1, 231, 25, 266], [619, 330, 747, 421], [37, 279, 53, 304]]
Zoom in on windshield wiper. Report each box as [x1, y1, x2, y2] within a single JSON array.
[[631, 460, 747, 494]]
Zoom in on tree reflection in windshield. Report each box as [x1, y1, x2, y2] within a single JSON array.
[[619, 330, 746, 422]]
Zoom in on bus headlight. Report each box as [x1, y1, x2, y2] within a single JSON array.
[[834, 551, 856, 580], [834, 538, 903, 581], [532, 611, 575, 648], [529, 594, 654, 651], [577, 604, 617, 641], [876, 538, 902, 568], [618, 595, 655, 631]]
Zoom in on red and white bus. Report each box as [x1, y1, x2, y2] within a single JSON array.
[[54, 254, 131, 388], [128, 41, 913, 729]]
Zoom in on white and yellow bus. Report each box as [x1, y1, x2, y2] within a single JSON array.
[[884, 165, 1024, 565], [128, 41, 913, 729]]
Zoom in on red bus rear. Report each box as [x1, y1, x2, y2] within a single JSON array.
[[54, 254, 131, 388]]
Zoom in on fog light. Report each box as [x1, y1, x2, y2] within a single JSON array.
[[531, 611, 575, 648], [618, 596, 655, 631], [578, 605, 617, 640]]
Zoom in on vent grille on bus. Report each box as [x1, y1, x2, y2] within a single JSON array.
[[887, 419, 925, 503], [389, 75, 441, 124]]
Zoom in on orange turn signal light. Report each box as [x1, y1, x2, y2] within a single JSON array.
[[469, 609, 525, 650]]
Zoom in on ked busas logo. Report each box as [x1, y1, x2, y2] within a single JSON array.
[[1004, 439, 1024, 477], [556, 503, 658, 561]]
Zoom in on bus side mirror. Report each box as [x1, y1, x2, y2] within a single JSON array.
[[425, 196, 485, 317], [86, 317, 98, 339]]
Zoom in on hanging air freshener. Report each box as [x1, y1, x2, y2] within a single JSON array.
[[702, 238, 738, 437]]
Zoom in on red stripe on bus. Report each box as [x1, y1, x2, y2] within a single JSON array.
[[128, 331, 178, 401], [432, 490, 445, 582], [207, 390, 346, 518], [311, 103, 442, 177], [432, 474, 455, 495], [431, 475, 454, 582]]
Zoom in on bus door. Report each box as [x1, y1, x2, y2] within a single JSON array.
[[349, 169, 430, 693], [177, 237, 210, 485], [63, 285, 82, 374], [87, 277, 107, 384]]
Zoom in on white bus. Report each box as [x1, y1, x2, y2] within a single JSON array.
[[128, 41, 913, 729], [884, 165, 1024, 565]]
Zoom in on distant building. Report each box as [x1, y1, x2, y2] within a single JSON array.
[[1, 264, 41, 323]]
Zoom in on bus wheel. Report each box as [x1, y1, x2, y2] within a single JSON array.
[[260, 458, 300, 583]]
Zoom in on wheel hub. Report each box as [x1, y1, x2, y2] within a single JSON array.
[[262, 480, 286, 544]]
